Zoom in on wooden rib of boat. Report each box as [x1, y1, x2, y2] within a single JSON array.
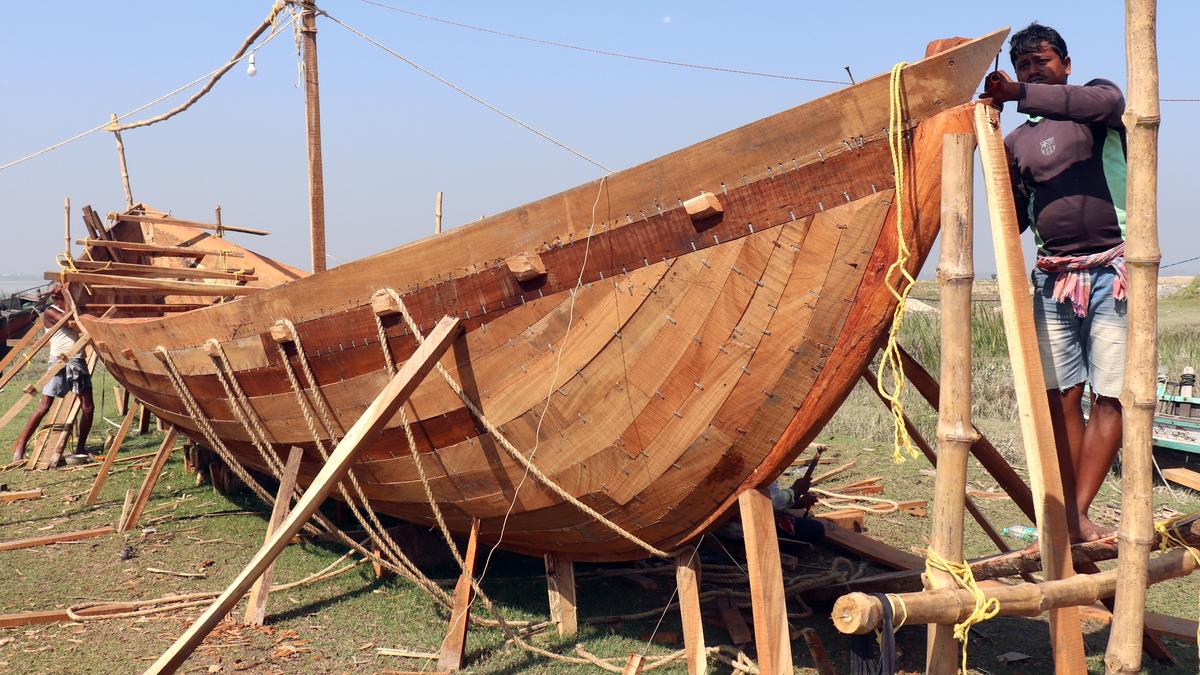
[[67, 30, 1006, 561]]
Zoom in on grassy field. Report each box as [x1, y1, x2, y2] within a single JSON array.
[[0, 280, 1197, 673]]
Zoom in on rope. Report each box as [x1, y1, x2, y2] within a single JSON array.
[[1154, 515, 1200, 657], [320, 10, 614, 174], [923, 549, 999, 673], [356, 0, 848, 86], [811, 487, 901, 514], [874, 61, 920, 462], [380, 287, 671, 559], [0, 11, 295, 173]]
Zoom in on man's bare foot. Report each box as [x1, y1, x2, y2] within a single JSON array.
[[12, 449, 25, 463], [1076, 514, 1114, 543]]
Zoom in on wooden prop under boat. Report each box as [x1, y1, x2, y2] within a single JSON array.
[[68, 29, 1007, 561]]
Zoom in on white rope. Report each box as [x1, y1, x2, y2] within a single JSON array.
[[0, 14, 295, 173], [320, 9, 615, 174]]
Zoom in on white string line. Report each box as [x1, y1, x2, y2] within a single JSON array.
[[356, 0, 849, 86], [0, 15, 296, 174], [321, 10, 615, 174]]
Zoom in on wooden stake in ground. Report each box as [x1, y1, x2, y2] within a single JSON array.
[[738, 488, 792, 674], [675, 546, 706, 675], [243, 446, 303, 627], [120, 426, 178, 532], [300, 2, 326, 273], [1106, 2, 1160, 672], [85, 403, 138, 506], [110, 113, 133, 208], [544, 553, 577, 636], [974, 101, 1086, 673], [439, 516, 480, 671], [144, 316, 460, 675], [926, 131, 977, 674]]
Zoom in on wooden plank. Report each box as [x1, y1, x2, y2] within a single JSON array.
[[0, 603, 128, 628], [1161, 468, 1200, 492], [0, 488, 41, 503], [243, 446, 303, 626], [118, 213, 270, 236], [975, 102, 1086, 673], [439, 516, 480, 671], [67, 259, 259, 281], [145, 316, 460, 674], [799, 627, 836, 675], [85, 406, 140, 505], [716, 597, 751, 645], [544, 553, 577, 636], [48, 271, 261, 297], [75, 238, 242, 258], [675, 546, 706, 675], [120, 426, 178, 531], [622, 653, 645, 675], [82, 303, 210, 314], [0, 526, 113, 552], [821, 524, 924, 570], [0, 313, 70, 393], [738, 488, 791, 675]]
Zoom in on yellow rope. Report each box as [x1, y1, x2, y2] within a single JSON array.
[[924, 549, 999, 673], [875, 61, 920, 462], [1154, 515, 1200, 657]]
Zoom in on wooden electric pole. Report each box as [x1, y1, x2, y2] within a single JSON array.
[[300, 1, 327, 273]]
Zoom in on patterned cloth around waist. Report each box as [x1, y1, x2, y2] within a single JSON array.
[[1035, 242, 1128, 318]]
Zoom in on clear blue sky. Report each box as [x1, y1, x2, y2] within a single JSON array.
[[2, 1, 1197, 277]]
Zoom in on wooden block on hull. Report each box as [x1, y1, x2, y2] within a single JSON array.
[[683, 192, 723, 221], [504, 251, 547, 281]]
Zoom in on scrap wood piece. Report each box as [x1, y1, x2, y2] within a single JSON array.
[[799, 627, 836, 675], [1161, 468, 1200, 492], [0, 526, 114, 552], [811, 460, 856, 486], [715, 596, 752, 645], [0, 488, 42, 503], [820, 524, 924, 570], [147, 567, 207, 579], [0, 603, 128, 629], [144, 315, 461, 675]]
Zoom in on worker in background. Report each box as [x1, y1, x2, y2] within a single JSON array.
[[984, 23, 1126, 543], [12, 283, 94, 465]]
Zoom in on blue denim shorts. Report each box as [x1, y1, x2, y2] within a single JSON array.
[[1031, 267, 1127, 398], [42, 357, 92, 398]]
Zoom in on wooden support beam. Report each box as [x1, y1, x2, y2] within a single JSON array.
[[66, 259, 258, 281], [85, 406, 140, 506], [243, 446, 303, 627], [47, 271, 262, 297], [675, 546, 706, 675], [120, 426, 178, 531], [145, 315, 461, 674], [545, 553, 577, 636], [834, 547, 1199, 636], [0, 526, 113, 552], [716, 597, 752, 645], [137, 404, 151, 435], [0, 333, 91, 434], [0, 313, 70, 393], [622, 653, 645, 675], [799, 627, 836, 675], [440, 516, 481, 671], [117, 213, 270, 236], [975, 101, 1085, 673], [738, 488, 792, 674], [116, 489, 135, 533], [75, 238, 243, 258]]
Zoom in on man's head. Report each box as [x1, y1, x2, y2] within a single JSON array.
[[1009, 22, 1071, 86]]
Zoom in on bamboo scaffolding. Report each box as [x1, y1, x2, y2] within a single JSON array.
[[111, 114, 133, 208], [117, 213, 269, 237], [1106, 1, 1161, 672]]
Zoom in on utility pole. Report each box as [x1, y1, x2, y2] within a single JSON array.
[[300, 1, 327, 272]]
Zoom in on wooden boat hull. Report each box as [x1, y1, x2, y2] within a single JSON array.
[[76, 30, 1006, 561]]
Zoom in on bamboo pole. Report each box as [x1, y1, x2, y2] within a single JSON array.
[[1106, 2, 1160, 672], [834, 547, 1198, 635], [435, 191, 443, 234], [926, 131, 976, 675], [111, 114, 133, 208], [64, 197, 71, 259], [300, 1, 327, 273], [214, 205, 223, 238]]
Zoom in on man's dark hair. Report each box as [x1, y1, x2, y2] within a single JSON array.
[[1009, 22, 1068, 65]]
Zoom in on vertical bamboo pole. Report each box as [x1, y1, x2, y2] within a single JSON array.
[[926, 133, 977, 674], [110, 114, 133, 208], [214, 205, 223, 238], [300, 2, 327, 273], [435, 191, 444, 234], [64, 197, 71, 259], [1105, 1, 1160, 672]]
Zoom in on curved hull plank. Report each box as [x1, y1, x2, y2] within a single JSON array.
[[79, 30, 1006, 561]]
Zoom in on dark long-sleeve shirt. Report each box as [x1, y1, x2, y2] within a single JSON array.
[[1004, 78, 1127, 256]]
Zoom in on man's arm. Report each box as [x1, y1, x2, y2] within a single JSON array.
[[1019, 79, 1124, 128], [1005, 138, 1032, 234]]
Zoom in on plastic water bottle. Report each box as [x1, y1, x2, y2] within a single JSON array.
[[1001, 525, 1038, 543]]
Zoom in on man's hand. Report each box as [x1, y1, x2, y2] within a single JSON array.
[[982, 70, 1022, 103]]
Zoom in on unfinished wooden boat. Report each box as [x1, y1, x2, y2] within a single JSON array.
[[64, 30, 1006, 561]]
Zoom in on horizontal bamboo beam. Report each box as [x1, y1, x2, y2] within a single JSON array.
[[67, 259, 257, 281], [46, 271, 262, 297], [117, 213, 270, 236], [833, 547, 1199, 634], [76, 239, 244, 258]]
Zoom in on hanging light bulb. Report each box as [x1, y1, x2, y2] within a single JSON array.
[[246, 52, 257, 77]]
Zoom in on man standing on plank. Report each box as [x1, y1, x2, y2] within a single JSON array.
[[984, 23, 1127, 542], [12, 283, 94, 464]]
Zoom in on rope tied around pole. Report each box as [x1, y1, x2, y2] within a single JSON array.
[[923, 548, 1000, 673], [1154, 515, 1200, 657], [875, 61, 921, 463]]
